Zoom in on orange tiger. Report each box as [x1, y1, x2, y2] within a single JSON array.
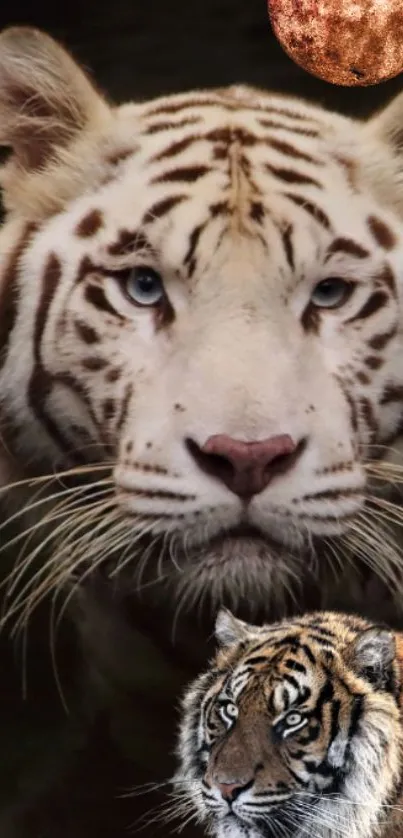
[[176, 610, 403, 838]]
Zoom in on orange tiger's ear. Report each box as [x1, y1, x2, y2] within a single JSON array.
[[348, 627, 395, 688], [0, 27, 110, 172], [215, 609, 254, 647]]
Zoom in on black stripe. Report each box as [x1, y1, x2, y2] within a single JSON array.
[[281, 225, 295, 270], [28, 253, 74, 455], [85, 285, 121, 319], [306, 634, 336, 648], [295, 510, 358, 523], [258, 117, 320, 137], [184, 223, 207, 277], [261, 106, 321, 123], [283, 193, 331, 230], [145, 97, 221, 117], [265, 163, 321, 188], [288, 748, 305, 759], [270, 633, 301, 649], [346, 695, 363, 749], [210, 200, 229, 217], [300, 644, 316, 664], [329, 697, 341, 748], [305, 759, 333, 777], [246, 655, 271, 666], [282, 689, 290, 711], [364, 355, 383, 370], [284, 659, 306, 673], [336, 377, 358, 432], [296, 487, 358, 503], [346, 291, 388, 323], [74, 319, 100, 344], [283, 672, 300, 690], [323, 666, 355, 697], [116, 383, 134, 432], [152, 165, 211, 184], [304, 623, 336, 638], [299, 722, 320, 744], [377, 264, 396, 296], [0, 222, 37, 370], [266, 137, 319, 164], [359, 396, 377, 439], [107, 229, 151, 257], [315, 677, 334, 718], [326, 237, 370, 260], [142, 194, 188, 222], [380, 384, 403, 405], [151, 134, 199, 161], [367, 326, 397, 350], [250, 201, 265, 223], [145, 116, 201, 135]]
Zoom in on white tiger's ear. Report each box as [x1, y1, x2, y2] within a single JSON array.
[[215, 609, 254, 647], [350, 627, 395, 688], [367, 92, 403, 157], [0, 27, 110, 172], [363, 92, 403, 213]]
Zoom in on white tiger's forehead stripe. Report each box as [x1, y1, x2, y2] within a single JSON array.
[[128, 93, 343, 251], [112, 95, 399, 296], [140, 88, 334, 129]]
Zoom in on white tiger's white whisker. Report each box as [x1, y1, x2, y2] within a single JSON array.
[[2, 500, 118, 632], [2, 495, 116, 605], [3, 487, 115, 597]]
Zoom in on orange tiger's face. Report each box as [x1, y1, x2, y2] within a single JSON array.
[[1, 29, 403, 611], [176, 611, 402, 838]]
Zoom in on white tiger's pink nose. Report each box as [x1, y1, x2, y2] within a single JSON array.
[[186, 433, 304, 498]]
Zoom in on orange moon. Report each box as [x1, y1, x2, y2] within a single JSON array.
[[267, 0, 403, 86]]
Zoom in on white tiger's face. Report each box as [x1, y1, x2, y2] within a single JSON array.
[[1, 29, 403, 610]]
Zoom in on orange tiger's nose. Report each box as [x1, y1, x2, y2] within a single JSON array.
[[215, 780, 248, 802], [186, 433, 304, 498]]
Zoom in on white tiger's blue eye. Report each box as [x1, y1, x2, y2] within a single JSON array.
[[219, 701, 238, 728], [125, 266, 164, 306], [310, 277, 352, 309]]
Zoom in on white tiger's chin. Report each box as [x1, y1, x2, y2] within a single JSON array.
[[187, 527, 286, 565], [160, 528, 306, 614]]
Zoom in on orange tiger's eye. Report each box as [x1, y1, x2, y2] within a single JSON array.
[[267, 0, 403, 86]]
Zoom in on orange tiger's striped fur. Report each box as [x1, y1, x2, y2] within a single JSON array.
[[176, 610, 403, 838]]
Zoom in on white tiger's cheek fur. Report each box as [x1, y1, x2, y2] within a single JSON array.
[[3, 92, 403, 551], [0, 219, 377, 543], [110, 304, 366, 536]]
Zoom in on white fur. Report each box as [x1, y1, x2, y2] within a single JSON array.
[[1, 30, 403, 607]]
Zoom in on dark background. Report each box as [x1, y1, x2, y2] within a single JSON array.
[[0, 0, 401, 113], [0, 2, 401, 837]]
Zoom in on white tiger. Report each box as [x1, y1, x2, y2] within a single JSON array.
[[0, 27, 403, 626]]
